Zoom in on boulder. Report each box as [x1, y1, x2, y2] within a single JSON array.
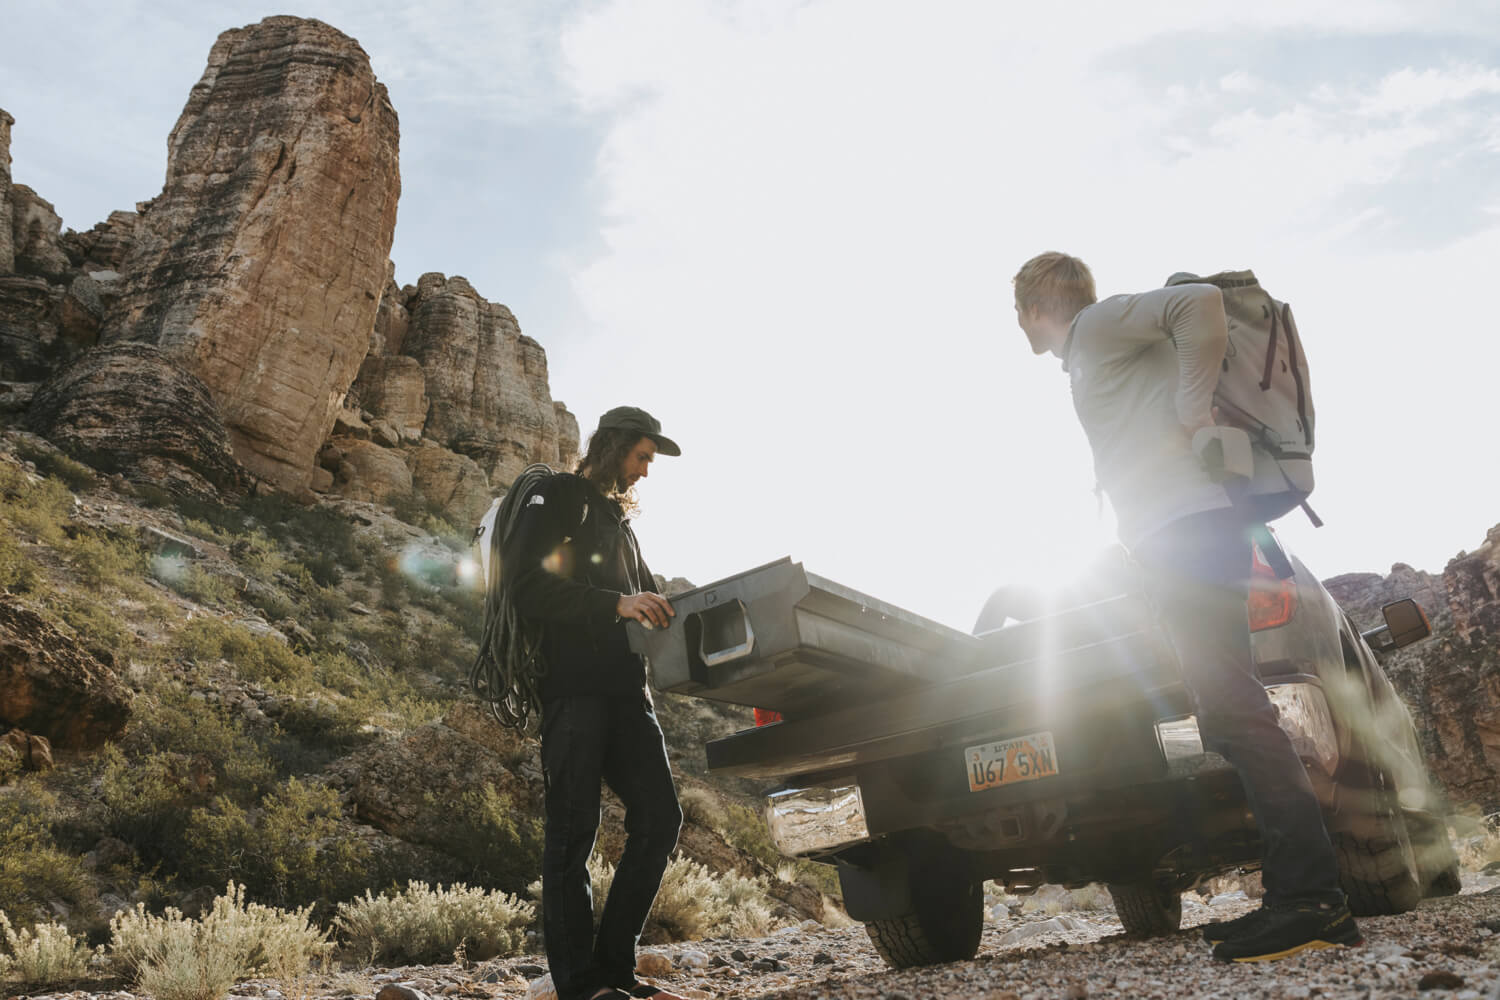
[[0, 596, 133, 749], [330, 437, 412, 504], [101, 16, 401, 493], [400, 274, 571, 485], [60, 208, 143, 274], [407, 445, 492, 528], [26, 341, 250, 499], [350, 355, 426, 440], [9, 184, 72, 282], [0, 108, 13, 273], [1, 729, 54, 772]]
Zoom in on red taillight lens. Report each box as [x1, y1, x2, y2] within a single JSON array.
[[1248, 543, 1296, 631], [753, 708, 783, 727]]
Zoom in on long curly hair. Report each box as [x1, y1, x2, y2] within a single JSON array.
[[575, 427, 647, 515]]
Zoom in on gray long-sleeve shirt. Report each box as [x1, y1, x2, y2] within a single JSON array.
[[1062, 283, 1232, 546]]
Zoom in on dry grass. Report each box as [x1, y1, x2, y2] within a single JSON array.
[[108, 883, 330, 1000], [332, 880, 535, 966], [0, 912, 101, 986], [558, 853, 777, 942]]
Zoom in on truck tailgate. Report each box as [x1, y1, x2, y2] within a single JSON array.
[[627, 557, 981, 715], [704, 599, 1184, 781]]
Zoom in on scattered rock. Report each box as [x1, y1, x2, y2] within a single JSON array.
[[1417, 970, 1464, 991], [375, 985, 430, 1000], [524, 973, 555, 1000], [636, 951, 673, 977], [678, 949, 710, 970]]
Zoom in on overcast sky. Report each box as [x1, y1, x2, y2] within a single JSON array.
[[5, 1, 1499, 629]]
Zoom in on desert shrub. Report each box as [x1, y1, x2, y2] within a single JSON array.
[[172, 617, 309, 686], [717, 798, 840, 899], [677, 786, 728, 831], [45, 588, 136, 663], [99, 748, 203, 856], [153, 561, 237, 606], [61, 529, 148, 591], [101, 694, 277, 863], [424, 786, 544, 894], [12, 437, 99, 492], [239, 494, 361, 571], [0, 787, 92, 926], [109, 883, 330, 997], [182, 778, 369, 911], [0, 533, 43, 593], [0, 912, 100, 985], [273, 696, 372, 754], [333, 881, 534, 965], [0, 463, 73, 544], [560, 853, 774, 942]]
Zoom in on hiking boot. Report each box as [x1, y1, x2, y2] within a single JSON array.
[[1210, 900, 1362, 962], [1200, 906, 1269, 945]]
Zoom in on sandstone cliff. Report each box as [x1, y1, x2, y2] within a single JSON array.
[[1325, 528, 1500, 814], [358, 274, 579, 489], [0, 108, 15, 274], [100, 17, 402, 492]]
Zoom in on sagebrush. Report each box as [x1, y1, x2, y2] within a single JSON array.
[[109, 882, 330, 998], [333, 880, 535, 965]]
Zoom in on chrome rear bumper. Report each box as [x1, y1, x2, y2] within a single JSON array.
[[764, 785, 870, 857]]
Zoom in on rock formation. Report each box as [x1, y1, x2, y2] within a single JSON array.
[[1326, 529, 1500, 813], [0, 108, 15, 274], [101, 16, 401, 492], [406, 443, 492, 527], [0, 596, 133, 750], [26, 342, 249, 499], [398, 274, 577, 487]]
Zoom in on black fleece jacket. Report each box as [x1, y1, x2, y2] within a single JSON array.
[[502, 472, 654, 702]]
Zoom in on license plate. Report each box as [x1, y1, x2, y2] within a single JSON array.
[[965, 731, 1059, 792]]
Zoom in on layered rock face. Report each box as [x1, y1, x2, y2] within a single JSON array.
[[0, 108, 15, 273], [102, 16, 401, 491], [399, 274, 577, 487], [1325, 529, 1500, 813], [26, 342, 249, 499]]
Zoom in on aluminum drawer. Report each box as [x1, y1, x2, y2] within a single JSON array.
[[627, 557, 980, 715]]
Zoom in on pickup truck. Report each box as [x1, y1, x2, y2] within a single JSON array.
[[627, 540, 1462, 969]]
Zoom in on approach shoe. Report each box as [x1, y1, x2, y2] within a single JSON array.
[[1210, 900, 1362, 962], [1200, 905, 1270, 945]]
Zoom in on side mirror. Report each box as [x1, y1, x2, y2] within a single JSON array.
[[1360, 599, 1432, 653]]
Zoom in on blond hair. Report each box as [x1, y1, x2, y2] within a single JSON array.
[[1013, 252, 1097, 321]]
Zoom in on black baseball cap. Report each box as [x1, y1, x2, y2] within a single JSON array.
[[596, 406, 681, 456]]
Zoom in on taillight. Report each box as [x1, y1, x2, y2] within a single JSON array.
[[1248, 543, 1296, 631], [753, 708, 783, 726]]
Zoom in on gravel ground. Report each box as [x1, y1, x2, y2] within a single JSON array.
[[11, 876, 1498, 1000]]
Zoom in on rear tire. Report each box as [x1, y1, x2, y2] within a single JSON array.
[[1107, 881, 1182, 938], [863, 869, 983, 969], [1335, 810, 1422, 916]]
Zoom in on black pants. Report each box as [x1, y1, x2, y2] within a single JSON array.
[[1133, 509, 1342, 908], [541, 694, 683, 1000]]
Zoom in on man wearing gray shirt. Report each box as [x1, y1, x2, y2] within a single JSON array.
[[1011, 252, 1360, 963]]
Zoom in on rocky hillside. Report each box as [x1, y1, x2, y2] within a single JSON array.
[[0, 15, 577, 518], [0, 14, 826, 944], [1326, 531, 1500, 815]]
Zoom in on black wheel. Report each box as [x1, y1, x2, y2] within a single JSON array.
[[1404, 808, 1462, 898], [1107, 881, 1182, 938], [1334, 809, 1422, 916], [862, 866, 983, 969]]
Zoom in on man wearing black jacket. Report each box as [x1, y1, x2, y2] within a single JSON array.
[[503, 406, 686, 1000]]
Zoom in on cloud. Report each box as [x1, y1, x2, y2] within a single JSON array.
[[555, 0, 1500, 620]]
